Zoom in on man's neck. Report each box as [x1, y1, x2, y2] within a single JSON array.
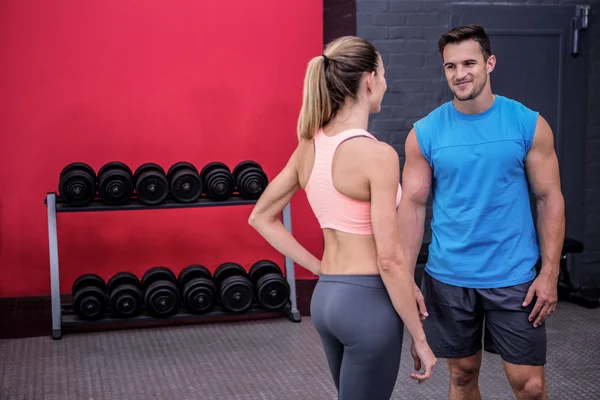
[[453, 90, 496, 115]]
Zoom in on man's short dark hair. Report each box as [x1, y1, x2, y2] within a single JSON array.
[[438, 25, 492, 61]]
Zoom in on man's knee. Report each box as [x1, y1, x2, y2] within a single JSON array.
[[505, 364, 546, 400], [524, 377, 545, 399], [450, 366, 480, 387], [448, 357, 481, 387], [515, 376, 545, 399]]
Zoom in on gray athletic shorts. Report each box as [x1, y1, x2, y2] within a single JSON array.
[[420, 270, 547, 366]]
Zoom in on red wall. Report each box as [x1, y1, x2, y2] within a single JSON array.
[[0, 1, 323, 297]]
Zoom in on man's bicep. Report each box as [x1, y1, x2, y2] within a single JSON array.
[[526, 116, 561, 198], [402, 129, 432, 205]]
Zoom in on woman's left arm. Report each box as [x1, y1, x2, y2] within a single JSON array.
[[248, 149, 320, 275]]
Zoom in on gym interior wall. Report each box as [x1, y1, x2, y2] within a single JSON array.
[[0, 0, 324, 299]]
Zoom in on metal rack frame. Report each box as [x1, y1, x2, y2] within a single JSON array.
[[45, 192, 301, 340]]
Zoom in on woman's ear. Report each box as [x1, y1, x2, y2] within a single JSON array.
[[365, 71, 376, 93]]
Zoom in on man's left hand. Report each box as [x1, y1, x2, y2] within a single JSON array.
[[522, 270, 558, 328]]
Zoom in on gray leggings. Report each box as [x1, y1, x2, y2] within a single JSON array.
[[310, 274, 404, 400]]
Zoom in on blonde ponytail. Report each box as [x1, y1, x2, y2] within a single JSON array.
[[297, 55, 332, 141], [295, 36, 380, 141]]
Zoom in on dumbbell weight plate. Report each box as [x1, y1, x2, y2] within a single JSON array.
[[178, 264, 212, 290], [182, 278, 217, 314], [134, 163, 166, 182], [58, 162, 97, 206], [98, 162, 133, 178], [167, 162, 198, 181], [97, 162, 134, 205], [249, 260, 289, 310], [133, 163, 169, 205], [141, 266, 177, 291], [232, 160, 268, 200], [220, 276, 254, 313], [73, 286, 108, 320], [107, 272, 140, 295], [167, 162, 202, 203], [177, 265, 216, 314], [60, 162, 96, 181], [232, 161, 261, 180], [199, 161, 230, 181], [199, 162, 234, 201], [72, 273, 107, 295], [110, 284, 144, 318], [249, 260, 282, 283], [214, 262, 253, 313], [255, 274, 290, 311], [106, 272, 144, 318], [71, 274, 108, 321], [144, 280, 180, 318], [71, 274, 107, 319], [213, 262, 247, 288], [141, 266, 179, 317]]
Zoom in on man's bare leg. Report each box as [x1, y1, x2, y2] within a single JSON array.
[[504, 362, 547, 400], [447, 352, 483, 400]]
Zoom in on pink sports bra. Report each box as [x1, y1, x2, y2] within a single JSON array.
[[304, 128, 402, 235]]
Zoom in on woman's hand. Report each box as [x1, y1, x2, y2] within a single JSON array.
[[410, 339, 437, 384]]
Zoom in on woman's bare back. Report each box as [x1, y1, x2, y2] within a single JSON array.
[[295, 134, 388, 275]]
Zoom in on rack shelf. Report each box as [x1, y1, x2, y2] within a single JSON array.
[[60, 301, 295, 333], [49, 194, 258, 213], [45, 192, 301, 340]]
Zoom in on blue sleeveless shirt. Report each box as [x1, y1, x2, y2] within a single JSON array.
[[413, 95, 540, 288]]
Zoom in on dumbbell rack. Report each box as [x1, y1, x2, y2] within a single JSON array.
[[45, 192, 301, 340]]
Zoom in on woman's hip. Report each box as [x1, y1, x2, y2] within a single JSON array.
[[310, 274, 404, 342]]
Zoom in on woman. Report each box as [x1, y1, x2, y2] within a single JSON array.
[[248, 36, 437, 399]]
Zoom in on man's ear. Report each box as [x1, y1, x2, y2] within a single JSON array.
[[487, 55, 496, 74]]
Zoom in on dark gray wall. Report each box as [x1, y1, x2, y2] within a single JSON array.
[[354, 0, 600, 285], [324, 0, 356, 45], [585, 3, 600, 284]]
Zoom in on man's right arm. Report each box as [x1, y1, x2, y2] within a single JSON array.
[[397, 128, 432, 276]]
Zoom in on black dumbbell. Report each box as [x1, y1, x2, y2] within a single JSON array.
[[97, 162, 134, 205], [133, 163, 169, 205], [71, 273, 108, 320], [58, 162, 97, 206], [167, 162, 203, 203], [106, 272, 144, 318], [249, 260, 290, 310], [199, 162, 234, 201], [141, 266, 180, 318], [232, 161, 269, 200], [178, 265, 217, 314], [213, 262, 254, 313]]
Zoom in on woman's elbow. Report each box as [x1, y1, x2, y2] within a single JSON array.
[[376, 241, 410, 271], [377, 254, 401, 273], [248, 212, 260, 228], [248, 210, 270, 229]]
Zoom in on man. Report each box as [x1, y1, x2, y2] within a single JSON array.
[[398, 25, 565, 400]]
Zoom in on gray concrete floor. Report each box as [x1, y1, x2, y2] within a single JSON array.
[[0, 302, 598, 399]]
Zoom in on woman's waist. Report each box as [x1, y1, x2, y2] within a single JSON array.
[[318, 250, 381, 286], [322, 232, 377, 263], [317, 272, 384, 289], [320, 261, 379, 275], [320, 252, 379, 274]]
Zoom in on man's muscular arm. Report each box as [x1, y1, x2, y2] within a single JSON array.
[[522, 115, 565, 327], [397, 128, 433, 318]]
